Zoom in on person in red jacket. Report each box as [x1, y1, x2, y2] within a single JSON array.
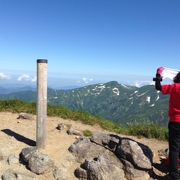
[[155, 71, 180, 180]]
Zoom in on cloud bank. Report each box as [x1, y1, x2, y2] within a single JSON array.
[[0, 73, 10, 80], [17, 74, 36, 82]]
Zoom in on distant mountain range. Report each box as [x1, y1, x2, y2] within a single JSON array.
[[0, 81, 169, 126]]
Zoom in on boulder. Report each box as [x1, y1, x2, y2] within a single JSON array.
[[68, 137, 107, 162], [56, 123, 67, 131], [7, 154, 19, 165], [17, 113, 33, 120], [75, 150, 125, 180], [90, 133, 120, 151], [67, 128, 82, 136], [70, 133, 154, 180], [28, 151, 54, 175], [53, 167, 68, 180], [122, 160, 150, 180], [115, 138, 153, 170], [20, 147, 37, 163]]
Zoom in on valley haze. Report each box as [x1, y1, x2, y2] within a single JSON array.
[[0, 70, 155, 90]]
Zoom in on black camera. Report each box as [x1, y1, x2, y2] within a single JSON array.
[[153, 77, 162, 81]]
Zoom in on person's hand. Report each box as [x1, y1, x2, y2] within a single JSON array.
[[156, 67, 164, 77], [155, 73, 162, 81]]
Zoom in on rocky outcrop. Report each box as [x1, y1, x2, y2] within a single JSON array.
[[20, 147, 55, 175], [69, 133, 153, 180], [68, 137, 108, 162], [1, 130, 156, 180], [115, 138, 153, 170], [17, 113, 33, 120], [75, 150, 125, 180]]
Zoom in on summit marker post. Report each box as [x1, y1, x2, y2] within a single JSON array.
[[36, 59, 48, 149]]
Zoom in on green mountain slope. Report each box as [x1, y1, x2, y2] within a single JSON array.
[[0, 81, 169, 125]]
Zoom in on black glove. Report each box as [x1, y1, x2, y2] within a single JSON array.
[[153, 73, 162, 81]]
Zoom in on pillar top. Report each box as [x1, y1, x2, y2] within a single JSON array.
[[37, 59, 48, 63]]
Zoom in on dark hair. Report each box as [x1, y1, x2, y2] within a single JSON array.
[[173, 72, 180, 83]]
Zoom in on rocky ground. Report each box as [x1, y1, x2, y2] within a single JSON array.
[[0, 112, 168, 179]]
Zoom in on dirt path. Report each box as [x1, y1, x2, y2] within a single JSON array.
[[0, 112, 168, 179]]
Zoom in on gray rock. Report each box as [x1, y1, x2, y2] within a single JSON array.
[[56, 123, 67, 131], [17, 113, 33, 120], [67, 128, 82, 136], [2, 169, 36, 180], [75, 167, 87, 180], [53, 167, 68, 180], [122, 160, 150, 180], [90, 133, 120, 151], [70, 133, 154, 179], [28, 152, 54, 175], [68, 137, 107, 162], [79, 150, 125, 180], [158, 148, 169, 159], [2, 169, 16, 180], [20, 147, 37, 163], [7, 154, 19, 165], [90, 133, 111, 146], [116, 138, 153, 170]]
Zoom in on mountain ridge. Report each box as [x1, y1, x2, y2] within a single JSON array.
[[0, 81, 169, 125]]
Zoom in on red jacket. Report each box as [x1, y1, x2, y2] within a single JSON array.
[[162, 83, 180, 122]]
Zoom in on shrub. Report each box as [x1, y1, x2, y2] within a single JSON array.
[[127, 123, 168, 140], [83, 130, 93, 137]]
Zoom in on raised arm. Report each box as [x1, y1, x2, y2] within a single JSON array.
[[153, 74, 162, 91]]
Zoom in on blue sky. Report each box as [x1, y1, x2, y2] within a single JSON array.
[[0, 0, 180, 88]]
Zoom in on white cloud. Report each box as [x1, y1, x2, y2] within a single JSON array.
[[133, 80, 154, 87], [17, 74, 36, 82], [0, 73, 10, 80], [82, 77, 94, 84], [31, 77, 37, 82]]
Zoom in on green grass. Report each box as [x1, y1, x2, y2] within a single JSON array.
[[83, 130, 93, 137], [0, 100, 168, 141]]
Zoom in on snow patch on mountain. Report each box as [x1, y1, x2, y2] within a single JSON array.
[[146, 96, 151, 103], [112, 88, 119, 96], [156, 95, 160, 101], [136, 91, 148, 97], [121, 84, 129, 89], [130, 90, 138, 96]]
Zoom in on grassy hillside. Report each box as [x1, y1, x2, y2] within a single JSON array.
[[0, 100, 168, 140], [0, 82, 169, 126]]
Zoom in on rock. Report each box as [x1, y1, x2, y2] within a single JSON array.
[[68, 137, 107, 162], [2, 169, 36, 180], [20, 147, 37, 163], [77, 150, 125, 180], [70, 133, 154, 179], [7, 154, 19, 165], [53, 167, 67, 180], [122, 160, 150, 180], [158, 148, 169, 159], [115, 138, 153, 170], [90, 133, 111, 146], [1, 169, 16, 180], [28, 152, 54, 175], [74, 167, 87, 179], [56, 123, 67, 131], [90, 133, 120, 151], [67, 128, 82, 136], [17, 113, 33, 120]]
